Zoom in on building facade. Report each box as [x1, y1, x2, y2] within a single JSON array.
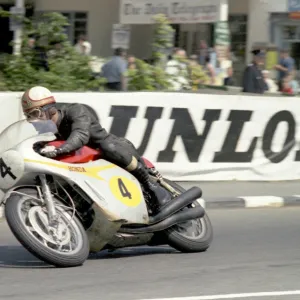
[[0, 0, 296, 65]]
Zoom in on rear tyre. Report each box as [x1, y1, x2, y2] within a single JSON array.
[[5, 188, 90, 268], [162, 180, 213, 253]]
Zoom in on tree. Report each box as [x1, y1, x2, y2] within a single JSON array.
[[127, 14, 209, 91], [0, 11, 106, 91], [151, 14, 175, 65], [0, 10, 209, 92], [126, 14, 174, 91]]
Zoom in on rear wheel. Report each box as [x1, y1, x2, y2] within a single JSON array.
[[5, 188, 90, 267], [162, 180, 213, 253]]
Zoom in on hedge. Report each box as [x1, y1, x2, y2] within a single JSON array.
[[0, 11, 209, 92]]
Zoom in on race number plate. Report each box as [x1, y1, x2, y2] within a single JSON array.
[[109, 176, 142, 207]]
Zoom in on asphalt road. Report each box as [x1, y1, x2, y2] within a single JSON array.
[[1, 207, 300, 300], [178, 181, 300, 197], [1, 181, 300, 207]]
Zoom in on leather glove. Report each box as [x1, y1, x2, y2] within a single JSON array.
[[40, 145, 65, 158]]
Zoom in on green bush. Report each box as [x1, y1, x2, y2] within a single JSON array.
[[0, 11, 106, 91], [126, 14, 174, 91], [127, 58, 172, 91], [0, 10, 208, 92], [126, 14, 208, 91], [151, 14, 175, 64]]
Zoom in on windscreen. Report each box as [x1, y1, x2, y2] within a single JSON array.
[[0, 119, 58, 154]]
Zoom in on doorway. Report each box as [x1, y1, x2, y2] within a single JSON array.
[[171, 23, 213, 56], [0, 4, 14, 54], [290, 42, 300, 70]]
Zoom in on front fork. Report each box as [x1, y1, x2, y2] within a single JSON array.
[[39, 174, 59, 229]]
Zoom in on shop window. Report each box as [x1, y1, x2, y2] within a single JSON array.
[[171, 24, 180, 47], [282, 25, 297, 40], [180, 31, 188, 50], [61, 12, 88, 44], [35, 11, 88, 45]]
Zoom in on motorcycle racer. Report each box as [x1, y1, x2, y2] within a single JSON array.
[[21, 86, 171, 209]]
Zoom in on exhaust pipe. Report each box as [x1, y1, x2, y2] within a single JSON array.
[[149, 186, 202, 224], [119, 205, 205, 234]]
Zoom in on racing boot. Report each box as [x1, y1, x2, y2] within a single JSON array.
[[131, 162, 171, 209]]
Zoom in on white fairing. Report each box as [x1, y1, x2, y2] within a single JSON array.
[[0, 119, 38, 154], [0, 150, 25, 189], [0, 119, 149, 225]]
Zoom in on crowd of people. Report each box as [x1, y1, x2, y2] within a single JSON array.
[[25, 32, 299, 95], [164, 46, 233, 90], [100, 41, 234, 92], [242, 48, 299, 95], [24, 34, 93, 72]]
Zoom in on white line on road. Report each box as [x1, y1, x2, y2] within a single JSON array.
[[243, 196, 284, 208], [139, 290, 300, 300]]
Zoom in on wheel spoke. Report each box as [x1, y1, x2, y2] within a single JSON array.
[[15, 195, 84, 255], [174, 215, 205, 239], [69, 241, 73, 252], [42, 238, 48, 247], [27, 226, 36, 232]]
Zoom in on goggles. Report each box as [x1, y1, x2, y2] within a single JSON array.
[[24, 104, 55, 120]]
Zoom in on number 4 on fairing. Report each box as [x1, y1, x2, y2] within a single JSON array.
[[0, 158, 16, 180], [118, 178, 132, 199]]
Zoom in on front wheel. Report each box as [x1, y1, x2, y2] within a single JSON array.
[[162, 180, 213, 253], [5, 188, 90, 268]]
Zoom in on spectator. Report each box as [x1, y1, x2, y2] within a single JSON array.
[[188, 54, 208, 90], [48, 40, 64, 58], [189, 54, 198, 66], [204, 55, 216, 85], [75, 35, 92, 56], [274, 49, 295, 90], [242, 49, 267, 94], [168, 47, 179, 61], [224, 67, 234, 86], [221, 49, 234, 86], [281, 76, 293, 94], [199, 40, 209, 66], [209, 46, 218, 71], [27, 37, 35, 49], [127, 55, 136, 70], [165, 48, 190, 91], [126, 55, 136, 89], [25, 36, 49, 72], [289, 71, 299, 93], [281, 72, 299, 94], [262, 70, 278, 93], [101, 47, 127, 91]]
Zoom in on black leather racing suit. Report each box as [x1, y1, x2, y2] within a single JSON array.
[[54, 103, 170, 207]]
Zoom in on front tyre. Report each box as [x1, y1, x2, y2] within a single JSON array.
[[5, 188, 90, 268], [163, 180, 213, 253]]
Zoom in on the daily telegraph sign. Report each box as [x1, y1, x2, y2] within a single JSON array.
[[119, 0, 221, 24]]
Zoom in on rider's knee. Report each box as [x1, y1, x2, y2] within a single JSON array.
[[125, 156, 138, 171]]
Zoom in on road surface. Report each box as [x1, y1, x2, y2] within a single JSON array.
[[1, 207, 300, 300], [178, 181, 300, 197]]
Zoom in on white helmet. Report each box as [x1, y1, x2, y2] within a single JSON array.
[[21, 86, 56, 114]]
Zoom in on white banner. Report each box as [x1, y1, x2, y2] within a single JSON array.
[[120, 0, 221, 24], [1, 91, 300, 181]]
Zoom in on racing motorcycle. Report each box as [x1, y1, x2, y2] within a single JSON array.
[[0, 119, 213, 268]]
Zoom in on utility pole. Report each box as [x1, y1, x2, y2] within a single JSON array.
[[10, 0, 25, 55]]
